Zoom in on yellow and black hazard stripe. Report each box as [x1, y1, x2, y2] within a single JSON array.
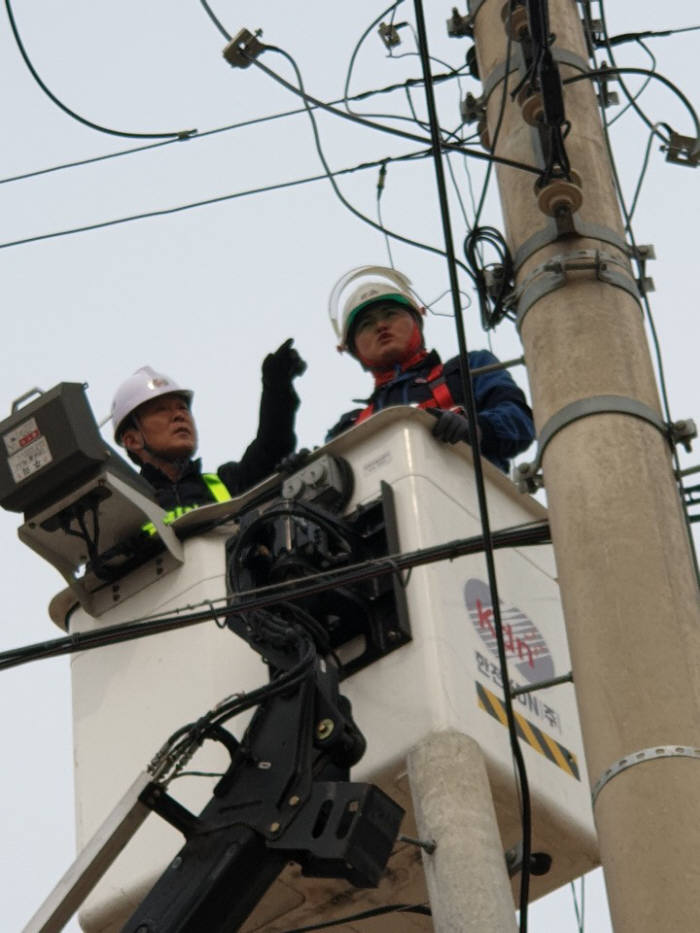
[[476, 681, 580, 781]]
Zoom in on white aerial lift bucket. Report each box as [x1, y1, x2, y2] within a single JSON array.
[[43, 407, 597, 932]]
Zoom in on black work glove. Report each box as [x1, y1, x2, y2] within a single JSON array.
[[426, 408, 479, 445], [262, 338, 307, 388], [275, 447, 311, 475]]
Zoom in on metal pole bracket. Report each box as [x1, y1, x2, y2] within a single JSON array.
[[592, 746, 700, 806], [508, 248, 641, 330], [514, 394, 672, 493], [665, 132, 700, 168]]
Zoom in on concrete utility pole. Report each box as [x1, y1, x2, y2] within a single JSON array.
[[468, 1, 700, 930]]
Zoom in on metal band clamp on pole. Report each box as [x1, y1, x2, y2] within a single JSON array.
[[591, 746, 700, 806], [510, 248, 642, 330], [515, 395, 669, 492]]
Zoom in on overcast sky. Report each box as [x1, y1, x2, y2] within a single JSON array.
[[0, 1, 697, 930]]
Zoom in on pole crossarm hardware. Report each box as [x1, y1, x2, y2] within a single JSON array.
[[512, 213, 633, 272], [514, 395, 675, 493], [591, 746, 700, 806], [508, 248, 643, 330]]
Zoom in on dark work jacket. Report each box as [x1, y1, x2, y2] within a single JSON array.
[[140, 381, 298, 512], [326, 349, 534, 473]]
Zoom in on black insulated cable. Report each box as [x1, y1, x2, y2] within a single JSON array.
[[4, 0, 194, 140], [0, 149, 433, 251], [410, 1, 532, 927], [0, 520, 551, 672], [248, 49, 542, 176]]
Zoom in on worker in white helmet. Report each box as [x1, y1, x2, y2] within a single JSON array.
[[111, 339, 306, 522], [327, 267, 534, 472]]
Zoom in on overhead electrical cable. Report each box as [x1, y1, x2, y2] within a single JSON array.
[[4, 0, 194, 140], [343, 0, 406, 115], [563, 67, 700, 146], [0, 149, 432, 251], [249, 51, 541, 175], [605, 38, 656, 129], [410, 0, 532, 927], [603, 24, 700, 46], [472, 11, 514, 229], [590, 0, 698, 153], [257, 43, 479, 275], [591, 38, 700, 580], [0, 520, 551, 671], [627, 126, 658, 221], [0, 68, 471, 188], [199, 0, 230, 40]]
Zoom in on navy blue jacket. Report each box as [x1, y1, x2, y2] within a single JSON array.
[[326, 349, 534, 472]]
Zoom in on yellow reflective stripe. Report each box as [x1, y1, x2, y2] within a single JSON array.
[[141, 474, 230, 536], [202, 473, 231, 503], [141, 504, 199, 536]]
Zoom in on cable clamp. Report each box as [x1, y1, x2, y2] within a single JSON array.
[[514, 394, 670, 493], [447, 8, 474, 37], [378, 22, 403, 49], [664, 132, 699, 168], [506, 248, 641, 330], [594, 61, 620, 109], [223, 28, 264, 68], [591, 745, 700, 806], [460, 91, 486, 125], [513, 213, 631, 272], [670, 418, 697, 453]]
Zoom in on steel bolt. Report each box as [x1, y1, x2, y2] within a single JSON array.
[[316, 718, 335, 740], [269, 821, 280, 833], [288, 795, 300, 807]]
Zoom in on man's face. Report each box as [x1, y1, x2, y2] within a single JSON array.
[[125, 392, 197, 461], [352, 301, 417, 369]]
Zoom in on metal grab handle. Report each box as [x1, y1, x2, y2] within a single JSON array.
[[11, 387, 45, 413]]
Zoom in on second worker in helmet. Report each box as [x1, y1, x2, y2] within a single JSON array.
[[327, 270, 534, 473], [111, 339, 306, 518]]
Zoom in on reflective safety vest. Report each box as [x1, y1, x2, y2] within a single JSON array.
[[141, 473, 231, 537], [354, 362, 460, 426]]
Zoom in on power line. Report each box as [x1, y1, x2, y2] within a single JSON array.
[[250, 51, 541, 175], [0, 521, 550, 671], [0, 149, 431, 251], [4, 0, 194, 141], [259, 43, 478, 276], [411, 1, 532, 928], [0, 69, 469, 188], [563, 66, 700, 145]]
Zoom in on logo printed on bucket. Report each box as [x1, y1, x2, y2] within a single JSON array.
[[465, 578, 554, 684]]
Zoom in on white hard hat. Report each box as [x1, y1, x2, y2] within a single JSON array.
[[111, 366, 193, 444], [328, 266, 423, 352]]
